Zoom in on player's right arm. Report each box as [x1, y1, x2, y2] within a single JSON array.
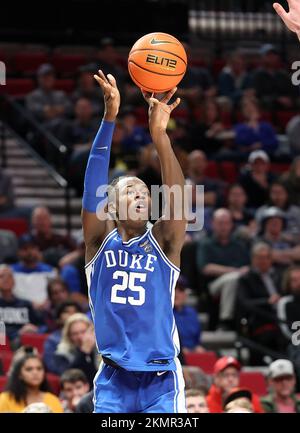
[[273, 0, 300, 40], [81, 70, 120, 263]]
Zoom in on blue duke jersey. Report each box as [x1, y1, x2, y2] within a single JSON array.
[[85, 226, 181, 372]]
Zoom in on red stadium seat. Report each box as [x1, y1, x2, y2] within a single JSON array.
[[212, 58, 226, 78], [0, 78, 35, 97], [239, 371, 267, 396], [20, 333, 50, 355], [205, 161, 219, 179], [54, 79, 75, 94], [0, 351, 13, 374], [46, 373, 61, 396], [185, 351, 218, 374], [275, 111, 297, 130], [52, 53, 87, 75], [219, 161, 238, 183], [0, 218, 28, 237], [270, 163, 290, 175], [0, 376, 7, 392], [13, 52, 49, 75]]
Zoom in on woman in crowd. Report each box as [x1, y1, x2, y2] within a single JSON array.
[[0, 350, 63, 413]]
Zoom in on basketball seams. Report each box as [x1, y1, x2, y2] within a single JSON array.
[[129, 48, 187, 66], [128, 66, 179, 93]]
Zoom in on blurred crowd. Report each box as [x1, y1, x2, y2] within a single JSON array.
[[1, 37, 300, 412]]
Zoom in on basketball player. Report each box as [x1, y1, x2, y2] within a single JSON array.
[[273, 0, 300, 40], [82, 70, 187, 413]]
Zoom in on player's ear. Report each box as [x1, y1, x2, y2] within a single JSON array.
[[108, 200, 117, 220]]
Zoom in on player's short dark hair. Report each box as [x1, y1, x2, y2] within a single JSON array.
[[60, 369, 89, 387]]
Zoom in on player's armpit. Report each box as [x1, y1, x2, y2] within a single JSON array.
[[152, 217, 186, 268]]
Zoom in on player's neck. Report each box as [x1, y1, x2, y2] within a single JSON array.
[[117, 224, 148, 242]]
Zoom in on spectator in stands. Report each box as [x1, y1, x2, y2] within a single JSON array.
[[11, 235, 56, 309], [0, 229, 18, 263], [280, 156, 300, 207], [261, 359, 300, 413], [226, 184, 254, 229], [60, 98, 99, 153], [26, 64, 71, 122], [234, 97, 278, 157], [256, 207, 300, 269], [0, 264, 44, 348], [43, 278, 71, 332], [177, 43, 216, 110], [43, 300, 82, 373], [187, 150, 226, 208], [49, 313, 99, 387], [236, 242, 284, 364], [95, 38, 125, 88], [0, 350, 63, 413], [239, 150, 277, 209], [22, 402, 53, 413], [286, 114, 300, 155], [60, 369, 90, 413], [207, 356, 264, 413], [197, 208, 250, 329], [75, 390, 94, 413], [223, 388, 253, 413], [173, 275, 203, 353], [253, 44, 297, 110], [189, 100, 227, 156], [218, 49, 253, 105], [277, 266, 300, 341], [28, 206, 75, 267], [72, 63, 103, 115], [59, 232, 88, 310], [185, 388, 209, 413], [256, 182, 300, 242], [120, 106, 151, 153]]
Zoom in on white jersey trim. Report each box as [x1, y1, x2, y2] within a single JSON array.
[[148, 228, 181, 272], [85, 228, 118, 269]]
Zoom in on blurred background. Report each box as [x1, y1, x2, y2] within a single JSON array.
[[0, 0, 300, 414]]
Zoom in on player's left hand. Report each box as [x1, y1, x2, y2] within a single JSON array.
[[273, 0, 300, 35], [142, 88, 180, 134]]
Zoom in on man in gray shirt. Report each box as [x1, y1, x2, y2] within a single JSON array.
[[26, 63, 71, 122]]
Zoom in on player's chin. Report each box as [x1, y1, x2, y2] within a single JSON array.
[[127, 208, 150, 223]]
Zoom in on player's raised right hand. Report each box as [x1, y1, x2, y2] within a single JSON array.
[[273, 1, 300, 36], [94, 70, 120, 122]]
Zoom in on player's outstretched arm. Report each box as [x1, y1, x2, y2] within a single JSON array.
[[81, 70, 120, 262], [273, 0, 300, 40], [142, 88, 186, 267]]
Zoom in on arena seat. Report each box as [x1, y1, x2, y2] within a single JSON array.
[[54, 79, 75, 94], [219, 161, 238, 183], [275, 110, 297, 130], [239, 371, 267, 396], [0, 78, 35, 97], [205, 161, 219, 179], [0, 376, 7, 392], [20, 333, 50, 355], [0, 351, 13, 374], [184, 351, 218, 374], [52, 53, 87, 75], [0, 218, 28, 237], [46, 373, 60, 395], [13, 52, 49, 75], [270, 162, 290, 175]]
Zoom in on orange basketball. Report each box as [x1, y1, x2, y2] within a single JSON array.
[[128, 32, 187, 93]]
